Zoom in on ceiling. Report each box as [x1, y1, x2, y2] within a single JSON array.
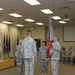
[[0, 0, 75, 27]]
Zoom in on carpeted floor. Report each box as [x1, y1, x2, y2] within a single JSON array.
[[0, 60, 75, 75]]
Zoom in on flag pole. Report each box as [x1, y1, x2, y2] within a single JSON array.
[[8, 36, 10, 58], [47, 16, 54, 60], [47, 16, 54, 75], [3, 35, 6, 59]]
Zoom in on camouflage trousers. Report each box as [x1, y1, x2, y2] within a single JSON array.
[[24, 58, 35, 75], [51, 60, 59, 75], [40, 59, 48, 74], [16, 58, 24, 75], [61, 56, 66, 62], [66, 56, 70, 63], [70, 56, 75, 63]]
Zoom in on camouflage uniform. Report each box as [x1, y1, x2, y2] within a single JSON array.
[[70, 50, 75, 64], [22, 37, 37, 75], [65, 50, 72, 63], [50, 41, 61, 75], [60, 50, 66, 62], [15, 45, 24, 75], [38, 46, 48, 74]]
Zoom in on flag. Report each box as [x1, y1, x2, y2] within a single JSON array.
[[0, 34, 2, 52], [8, 36, 11, 52], [46, 17, 54, 59], [17, 37, 19, 45], [6, 35, 8, 52], [3, 35, 7, 53], [7, 36, 11, 58]]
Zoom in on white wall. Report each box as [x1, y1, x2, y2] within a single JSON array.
[[8, 26, 21, 57], [0, 23, 8, 58], [0, 23, 21, 58], [21, 26, 45, 40]]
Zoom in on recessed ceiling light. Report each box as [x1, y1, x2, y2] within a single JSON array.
[[24, 0, 41, 5], [25, 19, 35, 22], [59, 21, 67, 24], [36, 22, 44, 25], [16, 24, 24, 27], [52, 16, 61, 20], [41, 9, 53, 14], [9, 13, 22, 17], [2, 21, 13, 24], [0, 8, 3, 10]]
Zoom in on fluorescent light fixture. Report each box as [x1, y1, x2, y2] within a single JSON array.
[[16, 24, 24, 27], [2, 21, 13, 24], [36, 22, 44, 25], [41, 9, 53, 14], [52, 16, 61, 20], [9, 13, 22, 17], [25, 19, 35, 22], [59, 21, 67, 24], [0, 8, 3, 10], [24, 0, 41, 5]]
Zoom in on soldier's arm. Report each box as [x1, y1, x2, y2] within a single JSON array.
[[15, 46, 19, 58], [38, 48, 42, 61], [50, 47, 54, 57], [53, 43, 61, 51], [32, 40, 37, 59]]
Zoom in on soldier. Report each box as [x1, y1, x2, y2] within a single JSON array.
[[65, 47, 72, 64], [70, 46, 75, 64], [38, 41, 48, 75], [22, 30, 37, 75], [50, 35, 61, 75], [15, 39, 24, 75], [60, 47, 66, 63]]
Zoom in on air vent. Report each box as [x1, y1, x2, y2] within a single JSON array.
[[9, 21, 14, 22], [59, 7, 70, 10], [68, 1, 75, 3]]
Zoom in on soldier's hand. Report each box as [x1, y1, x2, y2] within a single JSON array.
[[17, 59, 20, 62], [35, 58, 37, 62], [46, 58, 49, 61]]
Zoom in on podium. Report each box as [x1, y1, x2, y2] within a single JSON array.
[[0, 58, 15, 70]]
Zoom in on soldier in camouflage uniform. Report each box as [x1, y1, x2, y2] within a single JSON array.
[[38, 41, 48, 75], [15, 40, 24, 75], [70, 50, 75, 64], [22, 30, 37, 75], [60, 47, 66, 63], [50, 36, 61, 75], [65, 47, 72, 64], [70, 46, 75, 64]]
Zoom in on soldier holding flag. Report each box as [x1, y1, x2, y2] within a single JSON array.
[[50, 36, 61, 75], [47, 17, 61, 75]]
